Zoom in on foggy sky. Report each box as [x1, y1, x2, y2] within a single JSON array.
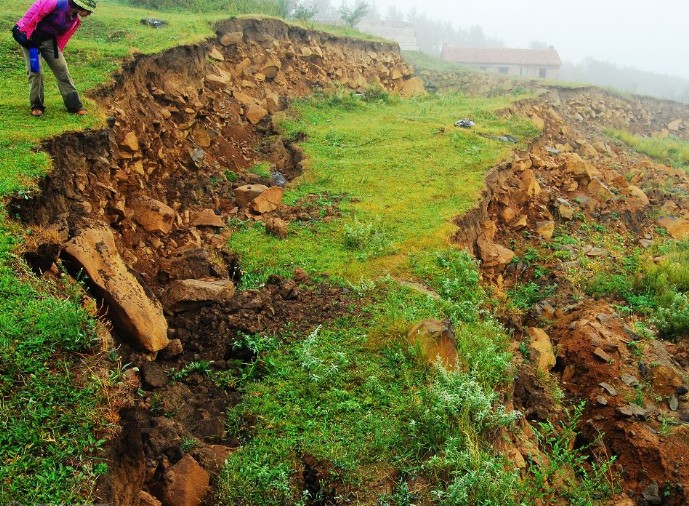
[[370, 0, 689, 79]]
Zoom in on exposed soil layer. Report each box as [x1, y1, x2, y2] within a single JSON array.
[[10, 17, 689, 505], [431, 69, 689, 504], [9, 17, 421, 505]]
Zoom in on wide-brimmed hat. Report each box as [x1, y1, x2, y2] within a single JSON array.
[[72, 0, 96, 11]]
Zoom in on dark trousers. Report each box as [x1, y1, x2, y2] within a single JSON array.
[[21, 38, 82, 112]]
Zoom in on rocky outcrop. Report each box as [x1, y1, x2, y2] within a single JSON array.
[[408, 318, 464, 370], [63, 222, 169, 352]]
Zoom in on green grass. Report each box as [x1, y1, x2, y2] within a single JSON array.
[[230, 88, 539, 283], [217, 254, 520, 505], [0, 217, 110, 503], [402, 50, 477, 74], [605, 127, 689, 169]]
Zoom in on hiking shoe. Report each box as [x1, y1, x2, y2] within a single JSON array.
[[31, 108, 44, 117], [75, 109, 87, 116]]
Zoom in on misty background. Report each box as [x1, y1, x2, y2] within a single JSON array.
[[310, 0, 689, 103]]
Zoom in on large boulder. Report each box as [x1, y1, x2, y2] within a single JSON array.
[[657, 216, 689, 239], [161, 455, 209, 506], [129, 196, 176, 234], [64, 223, 168, 352], [478, 238, 516, 268], [235, 184, 268, 207], [162, 279, 236, 313], [250, 186, 284, 214]]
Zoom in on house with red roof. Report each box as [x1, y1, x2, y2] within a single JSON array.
[[441, 45, 562, 79]]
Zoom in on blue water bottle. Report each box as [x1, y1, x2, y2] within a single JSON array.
[[29, 47, 40, 73]]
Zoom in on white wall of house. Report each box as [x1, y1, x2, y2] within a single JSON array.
[[466, 64, 559, 79]]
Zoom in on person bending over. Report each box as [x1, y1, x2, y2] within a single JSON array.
[[12, 0, 96, 117]]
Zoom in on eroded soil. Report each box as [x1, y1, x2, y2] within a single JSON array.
[[10, 16, 689, 505]]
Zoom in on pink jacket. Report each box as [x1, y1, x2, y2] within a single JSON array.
[[17, 0, 81, 52]]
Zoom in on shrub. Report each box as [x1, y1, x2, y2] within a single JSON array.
[[651, 292, 689, 339], [338, 0, 369, 27]]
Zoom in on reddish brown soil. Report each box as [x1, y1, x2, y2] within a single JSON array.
[[9, 16, 689, 505]]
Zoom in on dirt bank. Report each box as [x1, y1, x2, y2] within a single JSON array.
[[10, 16, 689, 505]]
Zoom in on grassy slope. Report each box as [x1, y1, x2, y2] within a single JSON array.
[[218, 86, 554, 503], [605, 127, 689, 169], [231, 91, 538, 283]]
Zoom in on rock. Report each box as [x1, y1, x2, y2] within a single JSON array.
[[599, 382, 617, 396], [208, 47, 224, 61], [162, 279, 236, 313], [657, 216, 689, 239], [512, 169, 541, 205], [192, 127, 212, 148], [668, 119, 683, 132], [641, 482, 662, 505], [587, 177, 614, 202], [511, 215, 528, 229], [219, 31, 243, 46], [583, 245, 607, 257], [652, 364, 683, 395], [265, 92, 280, 114], [596, 395, 608, 406], [129, 196, 176, 234], [233, 90, 257, 107], [261, 62, 280, 79], [478, 239, 516, 268], [593, 347, 612, 362], [191, 209, 225, 228], [235, 184, 269, 207], [244, 103, 268, 124], [617, 404, 647, 419], [621, 373, 639, 386], [300, 47, 313, 57], [120, 131, 139, 152], [160, 247, 226, 280], [205, 71, 232, 89], [670, 395, 679, 411], [160, 339, 184, 360], [400, 77, 426, 97], [140, 490, 163, 506], [264, 216, 288, 238], [535, 220, 555, 239], [527, 327, 556, 374], [189, 148, 205, 166], [563, 153, 598, 183], [627, 185, 649, 206], [250, 187, 284, 214], [140, 361, 168, 389], [408, 318, 462, 370], [557, 199, 575, 220], [162, 455, 209, 506], [63, 223, 168, 352]]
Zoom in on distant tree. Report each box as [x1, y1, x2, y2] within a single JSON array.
[[276, 0, 294, 18], [385, 5, 404, 23], [560, 58, 689, 104], [293, 0, 318, 21], [338, 0, 369, 27], [530, 40, 549, 49], [312, 0, 333, 19]]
